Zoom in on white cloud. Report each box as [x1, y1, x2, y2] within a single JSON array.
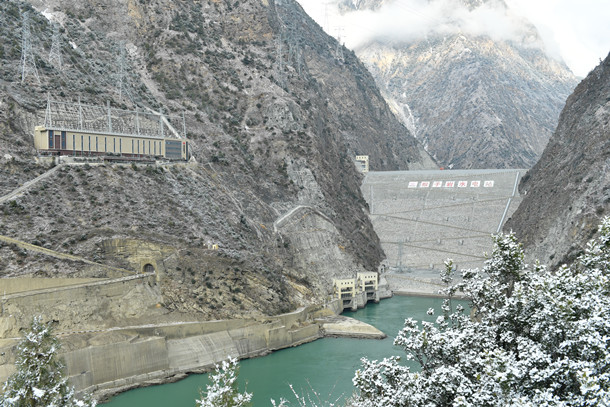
[[297, 0, 610, 77], [299, 0, 539, 48], [506, 0, 610, 77]]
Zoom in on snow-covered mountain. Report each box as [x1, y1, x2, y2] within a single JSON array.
[[307, 0, 578, 168]]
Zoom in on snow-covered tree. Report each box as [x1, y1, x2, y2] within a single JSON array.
[[271, 382, 347, 407], [353, 219, 610, 407], [196, 357, 252, 407], [0, 316, 96, 407]]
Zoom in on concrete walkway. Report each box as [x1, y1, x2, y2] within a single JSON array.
[[0, 234, 135, 276], [0, 164, 63, 205], [273, 205, 334, 232]]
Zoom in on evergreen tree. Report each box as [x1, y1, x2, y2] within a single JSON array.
[[196, 357, 252, 407], [0, 317, 95, 407], [353, 219, 610, 406]]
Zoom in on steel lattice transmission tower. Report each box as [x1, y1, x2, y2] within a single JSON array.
[[116, 42, 132, 101], [0, 12, 5, 58], [334, 27, 344, 62], [275, 36, 285, 86], [48, 23, 62, 68], [20, 11, 40, 84]]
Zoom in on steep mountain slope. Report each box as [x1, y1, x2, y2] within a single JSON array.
[[336, 0, 577, 169], [504, 52, 610, 268], [0, 0, 434, 325]]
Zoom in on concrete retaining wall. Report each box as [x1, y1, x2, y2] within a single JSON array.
[[384, 273, 467, 298], [65, 304, 326, 398], [0, 273, 159, 337], [1, 305, 327, 398], [384, 273, 444, 296], [326, 299, 343, 315], [0, 277, 106, 295], [65, 337, 169, 390]]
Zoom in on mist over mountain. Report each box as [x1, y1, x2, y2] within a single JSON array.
[[299, 0, 578, 168]]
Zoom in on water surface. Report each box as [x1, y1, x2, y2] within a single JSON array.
[[103, 295, 451, 406]]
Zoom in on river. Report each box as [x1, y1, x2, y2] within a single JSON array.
[[102, 295, 451, 406]]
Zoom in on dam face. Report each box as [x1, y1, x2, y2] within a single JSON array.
[[362, 169, 524, 278]]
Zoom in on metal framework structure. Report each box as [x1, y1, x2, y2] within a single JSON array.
[[274, 0, 308, 84], [48, 23, 62, 68], [43, 97, 186, 140], [20, 12, 40, 84], [116, 42, 129, 101], [275, 35, 285, 86], [335, 27, 344, 62]]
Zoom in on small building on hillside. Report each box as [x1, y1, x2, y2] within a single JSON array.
[[34, 98, 190, 161], [355, 155, 369, 173]]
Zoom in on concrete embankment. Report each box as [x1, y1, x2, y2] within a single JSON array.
[[0, 271, 387, 402], [80, 298, 390, 401], [1, 298, 385, 402], [384, 273, 467, 299], [2, 295, 383, 402], [68, 309, 324, 400], [385, 273, 446, 297], [316, 315, 386, 339]]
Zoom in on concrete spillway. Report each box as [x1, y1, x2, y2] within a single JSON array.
[[362, 169, 524, 278]]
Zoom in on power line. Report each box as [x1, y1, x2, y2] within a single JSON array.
[[335, 26, 344, 61], [275, 35, 285, 86], [0, 9, 5, 59], [48, 22, 62, 68], [117, 42, 127, 100], [20, 11, 40, 84], [115, 42, 135, 102]]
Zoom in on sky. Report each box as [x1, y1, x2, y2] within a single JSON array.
[[505, 0, 610, 77], [295, 0, 610, 77]]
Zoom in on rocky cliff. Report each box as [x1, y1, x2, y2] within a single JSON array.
[[504, 52, 610, 268], [335, 0, 577, 169], [0, 0, 434, 327]]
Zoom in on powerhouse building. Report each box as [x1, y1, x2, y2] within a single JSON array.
[[34, 126, 189, 160], [34, 99, 191, 160]]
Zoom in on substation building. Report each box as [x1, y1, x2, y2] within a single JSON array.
[[34, 98, 190, 160]]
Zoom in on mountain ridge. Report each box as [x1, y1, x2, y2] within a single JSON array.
[[504, 52, 610, 268], [330, 0, 578, 168], [0, 0, 434, 328]]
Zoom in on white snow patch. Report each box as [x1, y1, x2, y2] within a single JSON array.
[[126, 43, 139, 58], [33, 387, 45, 398], [41, 9, 55, 22]]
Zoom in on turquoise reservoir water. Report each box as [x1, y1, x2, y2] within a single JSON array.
[[102, 295, 449, 406]]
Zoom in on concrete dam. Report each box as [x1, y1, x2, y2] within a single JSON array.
[[361, 169, 524, 293]]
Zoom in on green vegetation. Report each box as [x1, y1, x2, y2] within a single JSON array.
[[0, 317, 96, 407], [195, 357, 251, 407]]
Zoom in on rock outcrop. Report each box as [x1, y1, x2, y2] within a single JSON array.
[[504, 52, 610, 268], [0, 0, 434, 324]]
